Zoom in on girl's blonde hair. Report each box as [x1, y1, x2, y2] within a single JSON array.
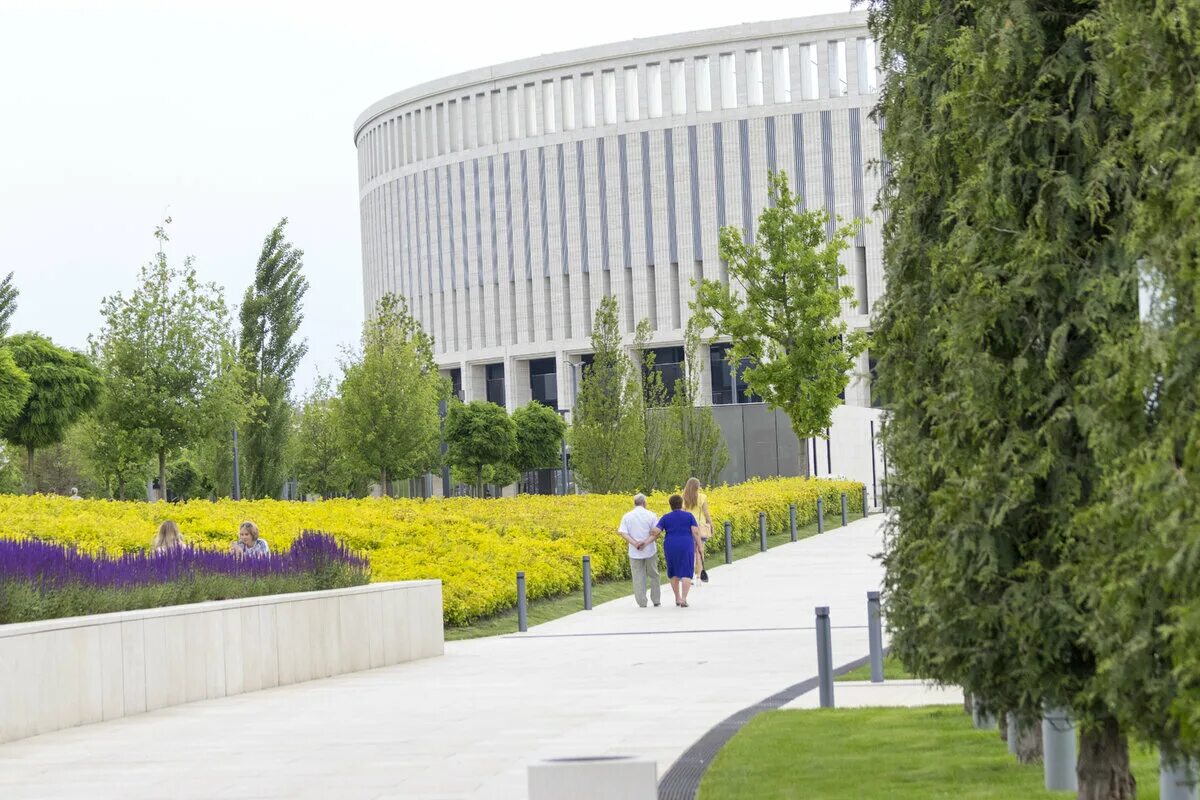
[[682, 477, 702, 510], [239, 521, 260, 540], [152, 520, 183, 551]]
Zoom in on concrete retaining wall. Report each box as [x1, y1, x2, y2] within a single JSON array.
[[0, 580, 443, 744]]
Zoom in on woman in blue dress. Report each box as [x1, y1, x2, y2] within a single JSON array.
[[656, 494, 702, 607]]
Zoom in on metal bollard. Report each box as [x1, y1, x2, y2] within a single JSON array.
[[1042, 707, 1077, 792], [816, 606, 834, 708], [817, 497, 825, 534], [724, 521, 732, 564], [867, 591, 884, 683], [517, 571, 528, 632], [862, 488, 869, 517], [759, 512, 768, 551], [789, 504, 797, 542], [1161, 751, 1199, 800], [841, 493, 848, 526], [582, 556, 592, 611]]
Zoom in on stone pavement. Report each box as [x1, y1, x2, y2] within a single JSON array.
[[784, 679, 963, 710], [0, 514, 887, 800]]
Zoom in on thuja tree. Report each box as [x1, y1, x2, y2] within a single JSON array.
[[571, 296, 644, 494], [1071, 1, 1200, 770], [868, 0, 1138, 796], [635, 319, 688, 493], [239, 218, 309, 499], [694, 171, 865, 445]]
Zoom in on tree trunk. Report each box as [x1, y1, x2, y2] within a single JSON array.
[[158, 450, 167, 502], [1000, 712, 1009, 743], [1016, 717, 1043, 765], [25, 443, 35, 494], [117, 476, 126, 502], [1077, 716, 1136, 800], [964, 692, 973, 715]]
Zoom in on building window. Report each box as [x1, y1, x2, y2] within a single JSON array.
[[772, 46, 791, 103], [448, 368, 463, 400], [561, 76, 577, 130], [624, 66, 640, 121], [647, 63, 663, 118], [829, 40, 848, 97], [543, 80, 557, 133], [802, 44, 820, 100], [720, 53, 737, 109], [602, 70, 617, 124], [508, 87, 521, 139], [525, 83, 539, 136], [645, 347, 685, 404], [747, 49, 764, 106], [490, 90, 503, 143], [582, 73, 597, 127], [485, 363, 506, 406], [695, 56, 712, 112], [529, 357, 558, 410], [709, 343, 761, 404], [858, 38, 879, 93], [670, 60, 686, 115]]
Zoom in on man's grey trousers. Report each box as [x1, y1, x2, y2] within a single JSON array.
[[630, 556, 661, 607]]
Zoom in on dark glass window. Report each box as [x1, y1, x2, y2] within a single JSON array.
[[529, 357, 558, 411], [710, 343, 734, 405], [734, 356, 761, 404], [644, 346, 685, 404], [868, 350, 880, 408], [448, 368, 463, 401], [485, 363, 506, 406]]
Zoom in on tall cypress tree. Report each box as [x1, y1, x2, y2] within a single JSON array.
[[870, 1, 1138, 795], [239, 218, 309, 499]]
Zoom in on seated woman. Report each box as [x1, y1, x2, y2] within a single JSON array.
[[230, 520, 270, 557], [151, 520, 184, 552]]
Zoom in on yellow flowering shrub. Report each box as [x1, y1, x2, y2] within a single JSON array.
[[0, 477, 861, 625]]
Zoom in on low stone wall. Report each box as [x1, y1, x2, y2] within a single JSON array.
[[0, 580, 443, 744]]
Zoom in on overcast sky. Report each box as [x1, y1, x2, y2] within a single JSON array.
[[0, 0, 852, 395]]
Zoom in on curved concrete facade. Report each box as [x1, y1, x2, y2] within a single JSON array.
[[355, 13, 883, 417]]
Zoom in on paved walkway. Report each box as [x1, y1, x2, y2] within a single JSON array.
[[0, 515, 887, 800]]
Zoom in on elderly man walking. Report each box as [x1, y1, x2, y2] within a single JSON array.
[[619, 493, 661, 608]]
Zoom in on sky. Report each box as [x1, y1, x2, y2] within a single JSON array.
[[0, 0, 852, 395]]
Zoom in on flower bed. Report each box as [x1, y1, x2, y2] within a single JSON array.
[[0, 531, 369, 624], [0, 477, 861, 625]]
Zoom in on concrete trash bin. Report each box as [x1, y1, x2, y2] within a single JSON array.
[[528, 756, 657, 799]]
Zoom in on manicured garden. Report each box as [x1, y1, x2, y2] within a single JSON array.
[[0, 476, 862, 627], [698, 706, 1162, 799]]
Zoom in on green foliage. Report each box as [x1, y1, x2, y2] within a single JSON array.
[[695, 172, 866, 443], [338, 294, 446, 491], [72, 411, 153, 500], [674, 318, 728, 487], [511, 401, 566, 472], [636, 319, 688, 492], [444, 400, 516, 495], [3, 333, 102, 489], [239, 218, 309, 499], [0, 272, 18, 337], [0, 348, 31, 435], [570, 296, 644, 494], [93, 221, 245, 500], [1066, 1, 1200, 758], [294, 376, 356, 498], [868, 0, 1138, 786]]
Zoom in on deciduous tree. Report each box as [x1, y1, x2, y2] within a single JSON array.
[[444, 400, 516, 496], [294, 376, 356, 499], [511, 401, 566, 473]]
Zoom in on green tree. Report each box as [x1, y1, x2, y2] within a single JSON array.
[[73, 410, 152, 500], [0, 350, 31, 435], [635, 319, 688, 492], [294, 377, 356, 499], [868, 0, 1137, 792], [674, 317, 728, 486], [338, 294, 445, 494], [570, 296, 644, 494], [445, 400, 516, 496], [0, 272, 19, 337], [93, 221, 244, 501], [511, 401, 567, 473], [239, 218, 309, 499], [695, 171, 866, 445], [3, 333, 102, 491]]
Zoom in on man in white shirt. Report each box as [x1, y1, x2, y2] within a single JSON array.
[[618, 493, 661, 608]]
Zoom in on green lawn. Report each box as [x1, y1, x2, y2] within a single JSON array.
[[836, 654, 915, 682], [444, 505, 867, 640], [698, 706, 1161, 800]]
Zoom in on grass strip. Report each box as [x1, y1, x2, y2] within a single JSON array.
[[698, 705, 1162, 800]]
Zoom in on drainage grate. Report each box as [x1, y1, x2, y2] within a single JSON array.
[[657, 652, 880, 800]]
